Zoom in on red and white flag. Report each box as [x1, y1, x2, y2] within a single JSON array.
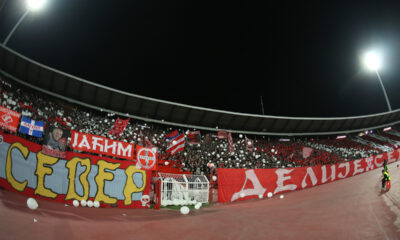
[[302, 147, 313, 159], [109, 118, 130, 137], [218, 131, 228, 139], [228, 132, 234, 153], [167, 134, 185, 155]]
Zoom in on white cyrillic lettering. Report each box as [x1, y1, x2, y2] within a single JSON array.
[[353, 159, 364, 176], [91, 137, 104, 152], [104, 139, 116, 154], [338, 162, 350, 178], [72, 132, 78, 148], [117, 142, 132, 157], [374, 155, 384, 168], [365, 157, 374, 171], [388, 150, 399, 163], [301, 167, 318, 188], [321, 165, 336, 183], [274, 169, 297, 194], [78, 135, 91, 150], [231, 170, 266, 202]]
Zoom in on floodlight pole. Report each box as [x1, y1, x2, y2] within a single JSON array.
[[375, 69, 392, 112], [3, 10, 29, 46], [0, 0, 8, 13]]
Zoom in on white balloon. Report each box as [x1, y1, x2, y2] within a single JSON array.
[[212, 176, 217, 181], [180, 206, 190, 215], [165, 161, 169, 166], [267, 192, 273, 198], [194, 202, 202, 209], [280, 195, 284, 199], [72, 200, 79, 207], [80, 200, 87, 207], [93, 201, 100, 208], [27, 198, 38, 210], [258, 194, 263, 199], [87, 200, 94, 208]]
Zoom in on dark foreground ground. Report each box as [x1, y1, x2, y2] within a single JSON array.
[[1, 163, 400, 240]]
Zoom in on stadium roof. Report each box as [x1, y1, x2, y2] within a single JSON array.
[[1, 44, 399, 136]]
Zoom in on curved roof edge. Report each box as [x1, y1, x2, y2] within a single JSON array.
[[0, 44, 399, 136]]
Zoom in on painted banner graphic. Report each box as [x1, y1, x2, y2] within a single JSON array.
[[217, 149, 400, 203], [70, 130, 134, 160], [0, 131, 151, 208], [135, 145, 157, 170], [0, 106, 21, 132], [42, 125, 69, 159]]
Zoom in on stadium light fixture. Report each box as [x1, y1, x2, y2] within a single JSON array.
[[27, 0, 46, 11], [3, 0, 47, 46], [279, 138, 290, 142], [383, 127, 392, 132], [363, 51, 382, 71], [361, 50, 392, 112]]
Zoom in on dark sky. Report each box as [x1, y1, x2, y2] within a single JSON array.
[[1, 0, 400, 117]]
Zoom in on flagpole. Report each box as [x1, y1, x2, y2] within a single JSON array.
[[209, 168, 214, 203], [260, 96, 265, 115]]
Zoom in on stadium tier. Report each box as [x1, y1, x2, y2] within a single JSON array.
[[1, 66, 399, 175]]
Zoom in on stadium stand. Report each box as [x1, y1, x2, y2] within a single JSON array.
[[1, 75, 399, 177]]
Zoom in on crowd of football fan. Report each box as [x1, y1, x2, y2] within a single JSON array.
[[1, 76, 399, 176]]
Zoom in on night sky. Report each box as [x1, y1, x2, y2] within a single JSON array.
[[1, 0, 400, 117]]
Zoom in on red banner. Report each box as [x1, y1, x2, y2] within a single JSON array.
[[187, 131, 201, 145], [217, 131, 228, 139], [70, 130, 134, 160], [0, 106, 21, 132], [217, 150, 400, 203]]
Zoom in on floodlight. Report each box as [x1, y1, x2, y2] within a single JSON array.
[[363, 51, 382, 71], [26, 0, 46, 11]]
